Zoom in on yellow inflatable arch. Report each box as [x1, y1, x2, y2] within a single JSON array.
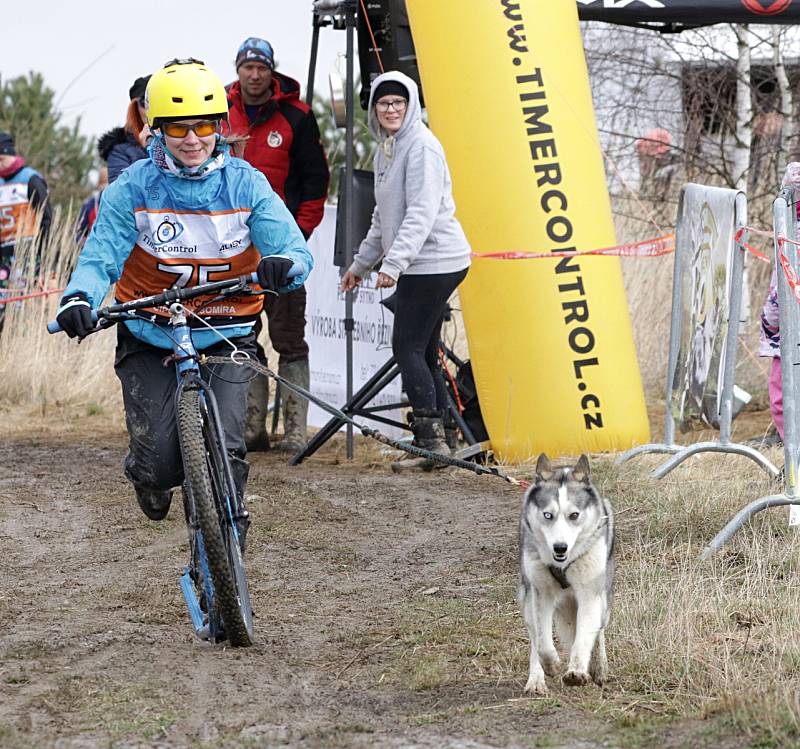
[[406, 0, 650, 460]]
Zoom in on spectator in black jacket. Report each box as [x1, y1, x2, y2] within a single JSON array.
[[97, 76, 151, 183]]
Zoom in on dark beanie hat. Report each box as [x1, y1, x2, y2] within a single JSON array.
[[372, 79, 409, 104], [129, 75, 151, 102], [236, 38, 275, 70], [0, 132, 15, 156]]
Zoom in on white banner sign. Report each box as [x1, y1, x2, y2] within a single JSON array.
[[305, 205, 405, 437]]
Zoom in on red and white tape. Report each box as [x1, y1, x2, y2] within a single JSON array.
[[778, 249, 800, 304], [473, 234, 675, 261], [735, 224, 800, 304], [0, 287, 64, 306], [734, 227, 772, 263], [473, 227, 782, 264]]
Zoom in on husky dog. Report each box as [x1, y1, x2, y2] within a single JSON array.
[[518, 453, 615, 694]]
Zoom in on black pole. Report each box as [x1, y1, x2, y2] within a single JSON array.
[[306, 14, 322, 107], [344, 0, 356, 459]]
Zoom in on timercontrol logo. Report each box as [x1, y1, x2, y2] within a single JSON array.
[[741, 0, 792, 15], [153, 217, 184, 246]]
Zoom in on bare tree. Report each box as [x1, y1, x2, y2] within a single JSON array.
[[772, 25, 795, 165], [583, 21, 800, 232], [733, 24, 753, 193], [582, 21, 800, 389]]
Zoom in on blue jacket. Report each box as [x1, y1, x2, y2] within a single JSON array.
[[66, 139, 313, 349], [0, 162, 52, 252]]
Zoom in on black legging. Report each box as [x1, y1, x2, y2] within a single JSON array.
[[391, 268, 469, 415]]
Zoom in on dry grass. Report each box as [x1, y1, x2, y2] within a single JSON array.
[[0, 210, 120, 418], [598, 454, 800, 743]]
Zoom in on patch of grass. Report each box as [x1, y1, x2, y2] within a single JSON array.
[[413, 711, 449, 726], [709, 689, 800, 749], [86, 402, 104, 416], [523, 696, 562, 715], [0, 724, 35, 749], [608, 713, 675, 748], [252, 484, 358, 555], [408, 652, 455, 691], [380, 592, 525, 691], [1, 638, 57, 662], [300, 723, 376, 742], [33, 676, 179, 741], [4, 674, 29, 685], [530, 736, 560, 748]]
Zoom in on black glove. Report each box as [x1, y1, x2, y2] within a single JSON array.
[[56, 292, 94, 338], [256, 256, 294, 291]]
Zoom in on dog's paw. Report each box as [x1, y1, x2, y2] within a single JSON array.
[[539, 651, 561, 677], [562, 669, 591, 687], [523, 674, 549, 696]]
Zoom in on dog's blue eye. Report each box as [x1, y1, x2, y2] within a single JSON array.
[[569, 512, 579, 521], [543, 511, 553, 520]]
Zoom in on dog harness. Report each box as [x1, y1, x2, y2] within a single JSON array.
[[547, 565, 571, 589]]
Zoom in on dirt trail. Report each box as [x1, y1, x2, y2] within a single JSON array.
[[0, 417, 756, 748]]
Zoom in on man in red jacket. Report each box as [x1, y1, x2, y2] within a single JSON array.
[[226, 37, 329, 452]]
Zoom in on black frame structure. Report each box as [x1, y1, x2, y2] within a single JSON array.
[[577, 0, 800, 33], [289, 347, 482, 466]]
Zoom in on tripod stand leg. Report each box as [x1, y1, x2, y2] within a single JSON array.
[[290, 358, 404, 465], [447, 396, 477, 446]]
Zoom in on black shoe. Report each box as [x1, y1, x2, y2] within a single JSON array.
[[744, 432, 783, 449], [135, 486, 173, 521]]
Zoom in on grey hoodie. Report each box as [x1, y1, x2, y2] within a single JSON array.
[[348, 71, 471, 281]]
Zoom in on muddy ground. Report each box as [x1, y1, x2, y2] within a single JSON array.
[[0, 410, 772, 749]]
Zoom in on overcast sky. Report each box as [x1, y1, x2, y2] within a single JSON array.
[[5, 0, 352, 141]]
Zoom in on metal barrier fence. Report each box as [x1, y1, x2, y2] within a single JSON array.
[[701, 187, 800, 558], [617, 183, 778, 479]]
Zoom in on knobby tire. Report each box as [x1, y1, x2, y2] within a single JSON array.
[[178, 387, 253, 647]]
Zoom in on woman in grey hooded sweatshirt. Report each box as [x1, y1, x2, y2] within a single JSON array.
[[341, 71, 471, 471]]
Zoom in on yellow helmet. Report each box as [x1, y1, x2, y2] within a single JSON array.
[[145, 58, 228, 126]]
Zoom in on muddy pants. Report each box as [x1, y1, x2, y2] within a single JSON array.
[[114, 326, 256, 491]]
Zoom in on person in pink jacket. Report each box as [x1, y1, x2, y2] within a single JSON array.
[[759, 162, 800, 440]]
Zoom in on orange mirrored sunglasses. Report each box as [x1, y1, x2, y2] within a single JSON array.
[[162, 120, 219, 138]]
